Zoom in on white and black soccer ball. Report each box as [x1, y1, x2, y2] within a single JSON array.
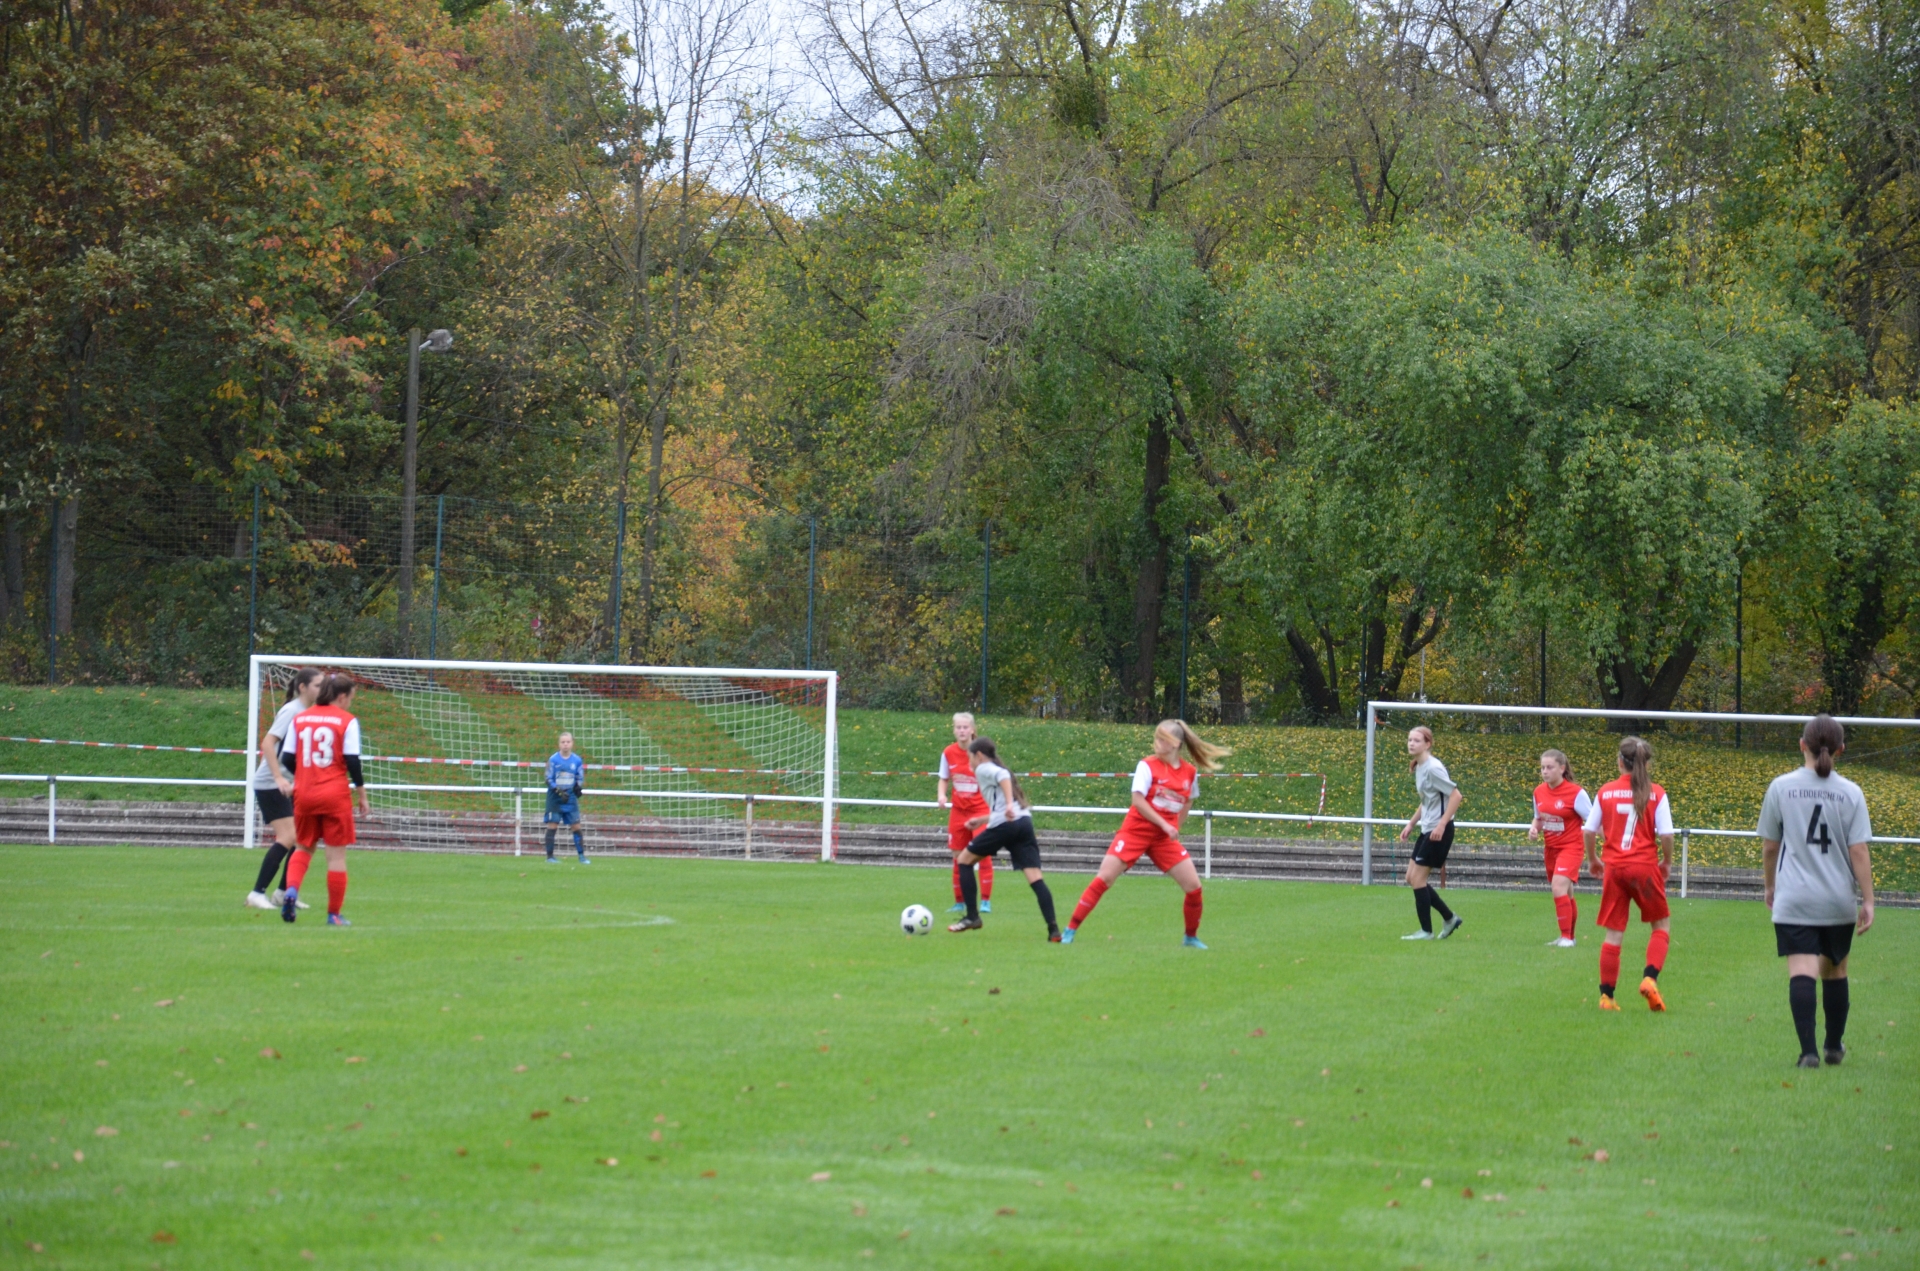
[[900, 904, 933, 936]]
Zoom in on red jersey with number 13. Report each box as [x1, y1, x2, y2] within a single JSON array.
[[284, 703, 361, 807], [942, 743, 988, 817], [1119, 756, 1198, 843]]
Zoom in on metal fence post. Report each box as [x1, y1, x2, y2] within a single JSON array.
[[428, 494, 446, 659], [1179, 552, 1192, 721], [1203, 809, 1212, 880], [609, 500, 626, 663], [514, 788, 523, 857], [804, 516, 816, 670], [744, 793, 755, 860], [247, 486, 261, 662], [46, 505, 58, 685], [980, 521, 991, 712], [1680, 830, 1690, 899], [47, 777, 56, 843], [1361, 703, 1377, 885]]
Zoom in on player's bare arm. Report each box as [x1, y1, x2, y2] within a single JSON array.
[[1761, 837, 1781, 910], [1131, 790, 1178, 839], [1848, 839, 1875, 934]]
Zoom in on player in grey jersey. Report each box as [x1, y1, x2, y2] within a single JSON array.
[[1759, 715, 1876, 1069]]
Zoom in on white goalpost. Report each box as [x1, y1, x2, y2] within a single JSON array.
[[1360, 700, 1920, 885], [244, 656, 837, 861]]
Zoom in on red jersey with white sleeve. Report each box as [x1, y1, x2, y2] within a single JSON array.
[[282, 703, 362, 809], [940, 744, 989, 819], [1119, 756, 1198, 843], [1533, 781, 1592, 855], [1583, 776, 1672, 871]]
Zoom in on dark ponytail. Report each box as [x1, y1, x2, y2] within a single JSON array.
[[1619, 735, 1653, 820], [317, 673, 358, 706], [284, 667, 323, 702], [1803, 714, 1845, 778], [969, 737, 1028, 808]]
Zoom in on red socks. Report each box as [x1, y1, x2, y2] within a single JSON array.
[[327, 871, 347, 917], [1645, 929, 1669, 977], [1599, 941, 1621, 994], [1183, 888, 1203, 938], [1070, 876, 1109, 929], [1554, 894, 1577, 940], [952, 856, 996, 901], [286, 849, 313, 891]]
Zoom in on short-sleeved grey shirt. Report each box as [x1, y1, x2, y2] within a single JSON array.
[[1413, 757, 1457, 834], [1758, 766, 1872, 927], [972, 760, 1031, 827], [251, 699, 301, 791]]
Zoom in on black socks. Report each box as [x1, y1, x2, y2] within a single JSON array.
[[1790, 975, 1818, 1057], [1823, 977, 1850, 1053], [1030, 879, 1057, 929], [573, 830, 585, 856], [959, 860, 980, 920], [545, 828, 557, 859], [255, 842, 290, 893], [1413, 885, 1452, 932]]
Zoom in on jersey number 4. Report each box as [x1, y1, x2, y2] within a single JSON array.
[[298, 725, 337, 768], [1806, 804, 1833, 855]]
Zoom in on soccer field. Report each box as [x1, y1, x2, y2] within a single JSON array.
[[3, 848, 1915, 1269]]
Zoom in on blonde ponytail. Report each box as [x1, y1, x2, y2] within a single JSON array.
[[1619, 736, 1653, 820], [1160, 719, 1231, 772]]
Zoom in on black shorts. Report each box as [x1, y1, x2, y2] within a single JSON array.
[[966, 819, 1041, 872], [1411, 822, 1454, 868], [1775, 922, 1855, 965], [253, 786, 295, 823]]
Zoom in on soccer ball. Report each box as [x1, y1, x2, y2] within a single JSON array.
[[901, 904, 933, 936]]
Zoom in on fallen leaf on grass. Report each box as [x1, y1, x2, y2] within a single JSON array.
[[701, 1170, 716, 1178], [151, 1231, 176, 1244], [72, 1151, 83, 1162], [530, 1111, 551, 1121], [94, 1126, 116, 1137], [513, 1065, 528, 1073], [1592, 1150, 1610, 1163], [995, 1208, 1016, 1217], [155, 1000, 174, 1008], [989, 988, 1001, 995], [597, 1158, 619, 1167], [345, 1057, 364, 1065], [455, 1148, 468, 1157], [1386, 1200, 1400, 1208], [1461, 1188, 1474, 1199], [1248, 1029, 1265, 1038], [811, 1172, 832, 1182], [1420, 1178, 1432, 1188], [259, 1048, 281, 1060]]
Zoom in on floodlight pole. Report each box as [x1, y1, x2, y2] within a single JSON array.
[[247, 486, 261, 664], [428, 494, 446, 659], [804, 516, 816, 670], [1734, 566, 1744, 748], [1178, 551, 1192, 721], [980, 521, 991, 713]]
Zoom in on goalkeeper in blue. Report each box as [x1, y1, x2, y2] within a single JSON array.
[[544, 732, 589, 864]]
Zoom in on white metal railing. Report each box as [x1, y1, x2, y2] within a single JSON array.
[[5, 772, 1916, 898], [1360, 700, 1920, 886]]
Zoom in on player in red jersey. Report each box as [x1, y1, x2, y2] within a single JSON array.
[[1582, 735, 1674, 1012], [277, 674, 370, 926], [1526, 748, 1593, 947], [1062, 720, 1229, 948], [937, 712, 993, 914]]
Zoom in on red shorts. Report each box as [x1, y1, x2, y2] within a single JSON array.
[[1598, 866, 1668, 930], [1545, 842, 1584, 881], [1106, 831, 1189, 873], [948, 812, 985, 854], [294, 800, 356, 849]]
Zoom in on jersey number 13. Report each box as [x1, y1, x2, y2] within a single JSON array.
[[298, 725, 337, 768]]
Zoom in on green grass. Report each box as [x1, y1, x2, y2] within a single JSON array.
[[2, 846, 1916, 1269]]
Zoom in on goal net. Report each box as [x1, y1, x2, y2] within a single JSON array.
[[245, 657, 836, 860], [1359, 701, 1920, 900]]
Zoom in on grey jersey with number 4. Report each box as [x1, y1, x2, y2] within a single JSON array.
[[1758, 767, 1872, 927], [1413, 757, 1457, 834]]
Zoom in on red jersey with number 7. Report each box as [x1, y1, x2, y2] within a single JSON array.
[[282, 704, 362, 808], [1585, 776, 1672, 870], [1118, 756, 1198, 843]]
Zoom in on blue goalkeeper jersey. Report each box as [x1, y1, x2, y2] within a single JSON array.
[[546, 752, 585, 801]]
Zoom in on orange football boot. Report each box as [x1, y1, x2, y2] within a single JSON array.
[[1639, 977, 1666, 1012]]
